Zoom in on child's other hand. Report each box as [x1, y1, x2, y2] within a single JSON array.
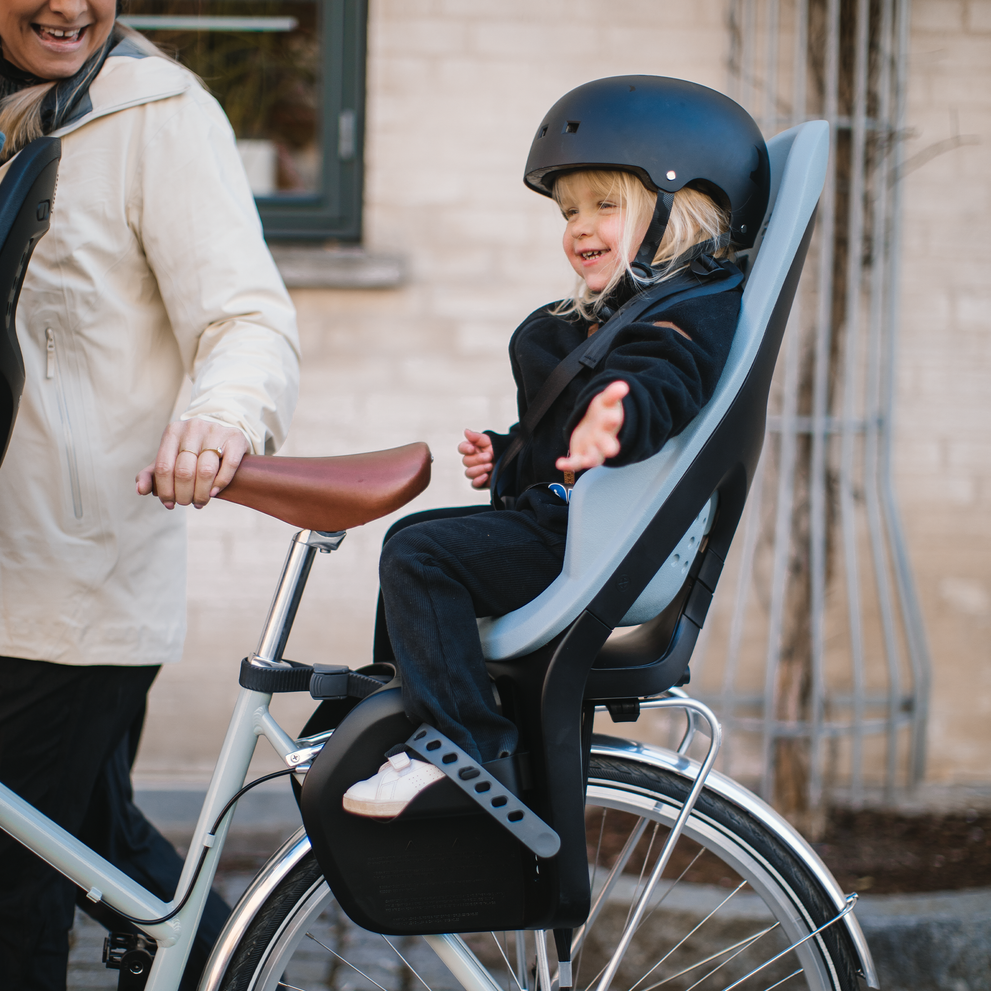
[[557, 380, 629, 473], [458, 429, 494, 489]]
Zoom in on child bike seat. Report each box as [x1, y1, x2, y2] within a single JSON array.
[[298, 121, 830, 940], [480, 120, 829, 930], [480, 120, 830, 690]]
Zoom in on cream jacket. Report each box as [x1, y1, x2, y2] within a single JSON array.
[[0, 44, 300, 666]]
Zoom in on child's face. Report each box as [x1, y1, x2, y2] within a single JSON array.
[[559, 176, 642, 295]]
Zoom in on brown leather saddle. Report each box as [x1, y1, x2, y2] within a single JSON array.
[[217, 442, 432, 530]]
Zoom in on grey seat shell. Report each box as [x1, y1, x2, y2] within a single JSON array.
[[478, 120, 830, 661]]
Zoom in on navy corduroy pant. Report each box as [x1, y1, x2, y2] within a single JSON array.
[[374, 503, 568, 763]]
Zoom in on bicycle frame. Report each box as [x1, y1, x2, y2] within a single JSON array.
[[0, 524, 878, 991], [0, 528, 342, 990]]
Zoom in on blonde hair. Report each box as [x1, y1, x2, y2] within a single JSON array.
[[0, 25, 168, 161], [551, 169, 731, 322], [0, 83, 57, 160]]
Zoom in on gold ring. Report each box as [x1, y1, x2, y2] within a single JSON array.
[[201, 447, 224, 458], [178, 449, 198, 455]]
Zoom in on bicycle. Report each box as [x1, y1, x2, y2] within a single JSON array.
[[0, 477, 874, 991], [0, 126, 879, 991]]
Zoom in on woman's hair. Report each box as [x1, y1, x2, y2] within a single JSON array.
[[551, 169, 731, 322], [0, 83, 56, 157], [0, 25, 169, 161]]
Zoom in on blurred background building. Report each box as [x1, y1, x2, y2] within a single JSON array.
[[123, 0, 991, 828]]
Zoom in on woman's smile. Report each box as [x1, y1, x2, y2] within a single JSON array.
[[0, 1, 115, 79]]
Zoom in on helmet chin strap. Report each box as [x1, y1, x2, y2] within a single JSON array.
[[630, 190, 675, 280]]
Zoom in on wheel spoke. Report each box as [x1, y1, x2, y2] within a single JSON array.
[[624, 845, 708, 939], [573, 813, 653, 969], [623, 823, 661, 931], [304, 931, 394, 991], [680, 924, 781, 991], [382, 934, 434, 991], [581, 879, 750, 991], [636, 924, 780, 991], [629, 880, 750, 989], [486, 931, 527, 991], [762, 968, 805, 990]]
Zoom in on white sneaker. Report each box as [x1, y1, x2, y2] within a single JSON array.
[[342, 751, 446, 817]]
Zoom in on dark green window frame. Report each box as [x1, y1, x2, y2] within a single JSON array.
[[123, 0, 366, 242], [257, 0, 366, 241]]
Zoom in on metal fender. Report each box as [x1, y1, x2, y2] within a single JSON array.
[[198, 828, 312, 991]]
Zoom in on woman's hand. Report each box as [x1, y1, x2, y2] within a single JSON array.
[[458, 429, 495, 489], [136, 418, 250, 509], [556, 380, 629, 473]]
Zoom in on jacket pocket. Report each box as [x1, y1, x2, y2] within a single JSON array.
[[47, 327, 83, 520]]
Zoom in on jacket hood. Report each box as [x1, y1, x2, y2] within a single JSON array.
[[52, 37, 193, 137]]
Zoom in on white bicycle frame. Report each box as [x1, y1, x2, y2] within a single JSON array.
[[0, 528, 343, 989], [0, 526, 876, 991]]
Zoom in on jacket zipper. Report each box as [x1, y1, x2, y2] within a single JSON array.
[[47, 328, 84, 519]]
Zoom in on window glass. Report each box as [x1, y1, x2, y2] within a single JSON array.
[[120, 0, 366, 241], [122, 1, 321, 198]]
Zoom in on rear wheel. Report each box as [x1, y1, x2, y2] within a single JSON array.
[[218, 753, 860, 991]]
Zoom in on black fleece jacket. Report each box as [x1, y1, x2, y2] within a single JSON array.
[[486, 287, 743, 501]]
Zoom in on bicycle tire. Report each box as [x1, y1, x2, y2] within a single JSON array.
[[218, 753, 860, 991]]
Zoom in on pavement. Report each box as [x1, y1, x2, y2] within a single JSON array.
[[64, 785, 991, 991]]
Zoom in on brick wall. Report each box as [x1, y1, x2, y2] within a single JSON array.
[[891, 0, 991, 782], [134, 0, 991, 794], [135, 0, 733, 781]]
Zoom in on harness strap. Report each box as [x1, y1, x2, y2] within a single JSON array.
[[491, 255, 743, 509], [630, 190, 675, 280]]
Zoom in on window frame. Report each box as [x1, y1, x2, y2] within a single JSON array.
[[250, 0, 366, 242]]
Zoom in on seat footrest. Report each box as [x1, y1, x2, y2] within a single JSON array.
[[405, 724, 560, 859]]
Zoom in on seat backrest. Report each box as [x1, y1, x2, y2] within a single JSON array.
[[479, 120, 829, 661], [0, 136, 62, 469]]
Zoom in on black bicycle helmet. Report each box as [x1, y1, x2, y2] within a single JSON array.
[[524, 75, 769, 275]]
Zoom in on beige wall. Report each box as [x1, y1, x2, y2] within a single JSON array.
[[135, 0, 732, 783], [134, 0, 991, 795], [890, 0, 991, 782]]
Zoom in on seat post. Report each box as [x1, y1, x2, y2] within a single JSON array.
[[252, 530, 345, 666]]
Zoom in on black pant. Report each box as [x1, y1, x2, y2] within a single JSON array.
[[0, 659, 230, 991], [375, 502, 568, 763]]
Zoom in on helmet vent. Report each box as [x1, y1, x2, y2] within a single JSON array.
[[539, 126, 548, 138], [564, 120, 581, 134]]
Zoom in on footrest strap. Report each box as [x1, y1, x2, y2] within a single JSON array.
[[405, 724, 560, 859]]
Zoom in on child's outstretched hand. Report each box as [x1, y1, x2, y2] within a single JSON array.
[[459, 428, 494, 489], [556, 380, 629, 473]]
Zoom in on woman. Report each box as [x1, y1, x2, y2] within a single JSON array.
[[0, 1, 300, 987]]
